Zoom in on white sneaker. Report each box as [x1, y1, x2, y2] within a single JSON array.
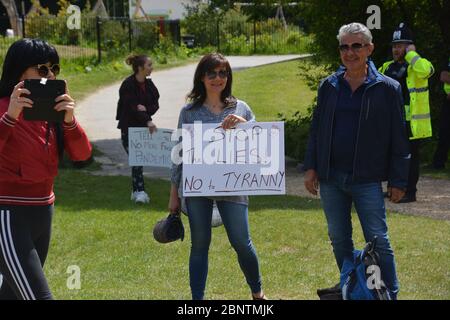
[[133, 191, 150, 204]]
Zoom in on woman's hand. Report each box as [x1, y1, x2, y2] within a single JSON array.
[[221, 114, 246, 130], [440, 71, 450, 84], [147, 120, 157, 134], [137, 104, 146, 112], [7, 81, 33, 120], [55, 81, 75, 123], [168, 185, 181, 215]]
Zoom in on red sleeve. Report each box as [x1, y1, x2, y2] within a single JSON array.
[[63, 117, 92, 161], [0, 111, 17, 154]]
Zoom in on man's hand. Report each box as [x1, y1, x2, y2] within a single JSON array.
[[440, 71, 450, 84], [406, 44, 416, 53], [304, 169, 319, 195], [389, 187, 405, 203]]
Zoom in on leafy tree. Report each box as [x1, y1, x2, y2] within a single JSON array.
[[182, 1, 223, 47], [192, 0, 303, 23], [300, 0, 450, 135], [239, 0, 302, 22]]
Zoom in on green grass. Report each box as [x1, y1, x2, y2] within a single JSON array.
[[47, 169, 450, 300], [60, 55, 199, 102], [422, 167, 450, 180], [53, 44, 97, 60], [414, 141, 450, 180], [233, 60, 315, 122], [421, 163, 450, 180]]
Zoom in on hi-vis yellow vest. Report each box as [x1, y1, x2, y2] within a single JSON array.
[[379, 51, 434, 140]]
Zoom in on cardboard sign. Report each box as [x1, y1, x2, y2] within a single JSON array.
[[182, 122, 285, 196], [128, 127, 176, 167]]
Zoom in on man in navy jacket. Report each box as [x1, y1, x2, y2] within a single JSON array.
[[303, 23, 410, 299]]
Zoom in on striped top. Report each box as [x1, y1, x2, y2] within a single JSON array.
[[171, 99, 255, 207]]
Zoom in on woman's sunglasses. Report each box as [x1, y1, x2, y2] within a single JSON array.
[[205, 70, 228, 80], [34, 64, 60, 77], [338, 43, 368, 52]]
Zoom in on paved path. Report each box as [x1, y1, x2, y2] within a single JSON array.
[[76, 55, 308, 178], [286, 166, 450, 221]]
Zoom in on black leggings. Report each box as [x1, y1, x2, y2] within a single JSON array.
[[0, 205, 53, 300], [121, 132, 145, 192]]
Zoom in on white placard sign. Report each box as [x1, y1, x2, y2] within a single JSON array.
[[128, 127, 176, 167], [182, 122, 285, 196]]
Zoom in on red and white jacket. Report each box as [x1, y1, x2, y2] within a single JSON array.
[[0, 97, 92, 205]]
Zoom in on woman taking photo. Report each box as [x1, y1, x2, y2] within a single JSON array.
[[116, 54, 160, 204], [0, 38, 92, 300], [169, 53, 266, 300]]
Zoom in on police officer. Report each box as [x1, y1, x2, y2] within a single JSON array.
[[432, 57, 450, 169], [379, 23, 434, 203]]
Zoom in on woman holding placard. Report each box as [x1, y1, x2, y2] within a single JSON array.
[[116, 54, 160, 204], [169, 53, 266, 300]]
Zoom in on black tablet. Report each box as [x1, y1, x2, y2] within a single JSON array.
[[22, 79, 66, 122]]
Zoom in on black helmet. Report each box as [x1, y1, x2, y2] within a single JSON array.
[[153, 214, 185, 244], [392, 22, 414, 44]]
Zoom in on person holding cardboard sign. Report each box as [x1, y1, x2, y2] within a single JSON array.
[[0, 38, 92, 300], [169, 53, 266, 300], [116, 54, 160, 204]]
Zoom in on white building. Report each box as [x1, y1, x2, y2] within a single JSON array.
[[129, 0, 210, 20]]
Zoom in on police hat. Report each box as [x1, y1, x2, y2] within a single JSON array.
[[392, 22, 414, 44], [153, 214, 185, 244]]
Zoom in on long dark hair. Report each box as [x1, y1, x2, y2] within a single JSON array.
[[0, 38, 63, 159], [187, 53, 236, 107], [126, 54, 150, 74], [0, 38, 59, 97]]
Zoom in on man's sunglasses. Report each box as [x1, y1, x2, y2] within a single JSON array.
[[34, 64, 60, 77], [205, 70, 228, 80], [338, 43, 368, 52]]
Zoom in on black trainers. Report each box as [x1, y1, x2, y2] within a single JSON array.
[[396, 193, 416, 203], [317, 283, 342, 300]]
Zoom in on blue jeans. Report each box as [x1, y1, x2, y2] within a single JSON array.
[[185, 197, 262, 300], [319, 170, 399, 299]]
